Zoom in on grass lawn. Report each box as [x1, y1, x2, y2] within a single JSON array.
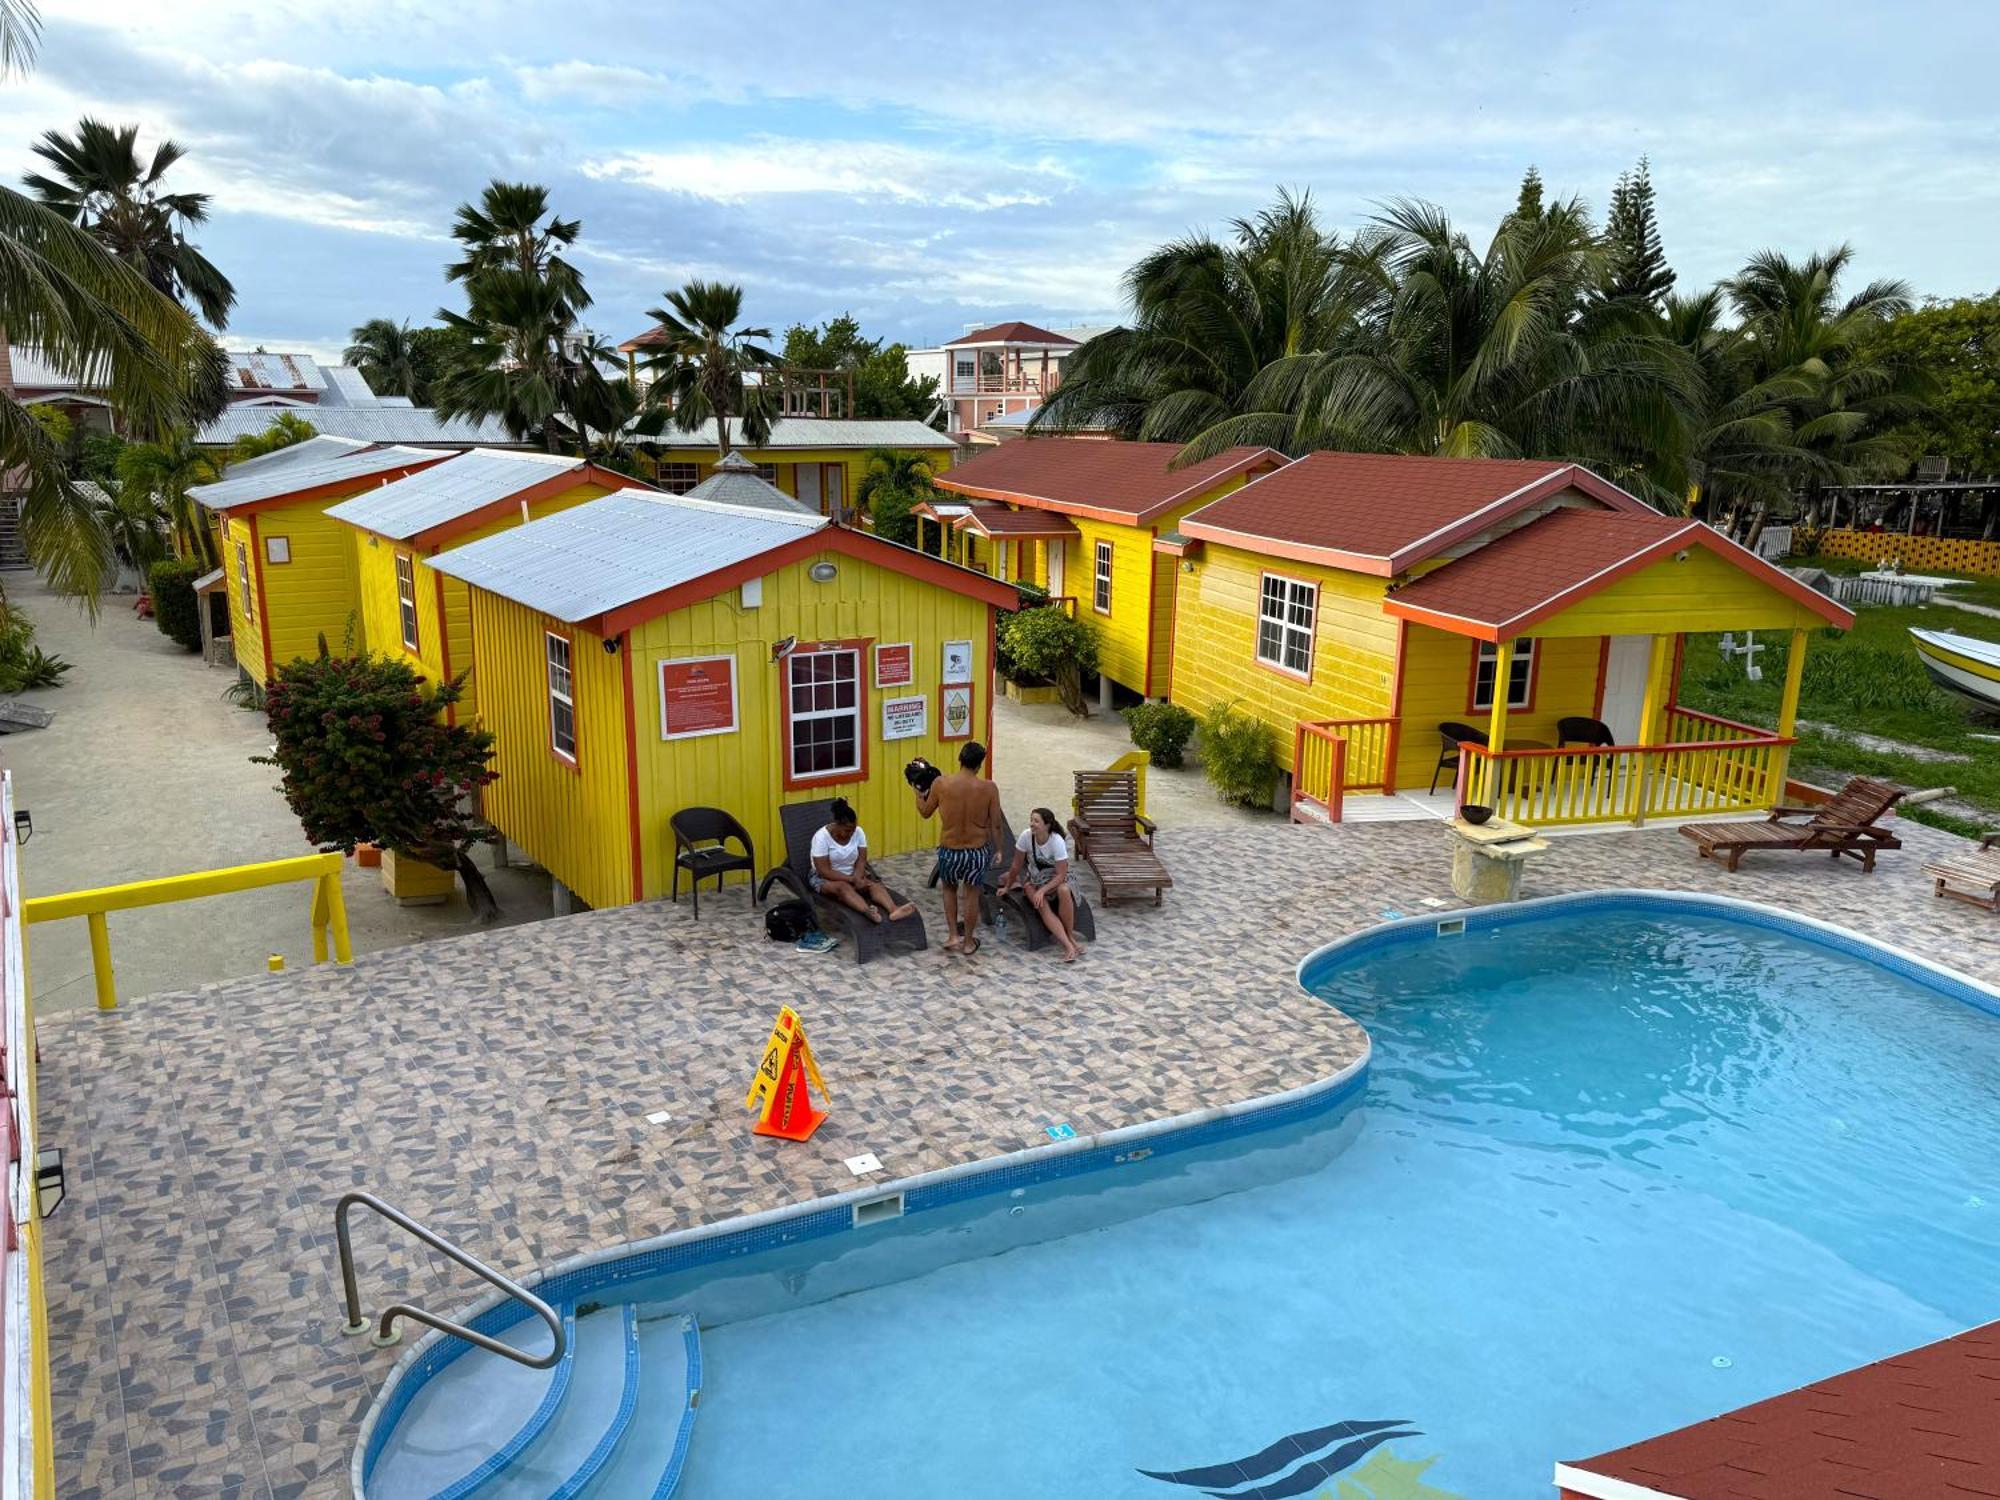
[[1678, 588, 2000, 837]]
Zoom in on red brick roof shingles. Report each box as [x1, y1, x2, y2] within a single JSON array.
[[1387, 507, 1693, 630], [962, 504, 1079, 538], [1564, 1321, 2000, 1499], [945, 321, 1077, 346], [934, 438, 1278, 522], [1182, 450, 1592, 564]]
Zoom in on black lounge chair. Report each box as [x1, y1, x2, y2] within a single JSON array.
[[1557, 716, 1616, 749], [669, 807, 757, 920], [993, 810, 1097, 952], [758, 799, 927, 962], [1430, 722, 1489, 795]]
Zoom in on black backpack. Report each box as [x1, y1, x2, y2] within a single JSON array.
[[764, 899, 816, 942]]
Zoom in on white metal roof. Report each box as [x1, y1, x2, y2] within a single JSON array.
[[319, 364, 382, 406], [324, 449, 591, 540], [217, 435, 370, 481], [680, 452, 818, 515], [429, 490, 828, 623], [190, 445, 442, 512], [197, 406, 523, 448], [644, 417, 955, 451], [225, 351, 326, 393]]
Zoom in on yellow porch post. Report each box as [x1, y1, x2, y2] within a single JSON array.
[[1772, 626, 1809, 803], [1637, 633, 1675, 744], [1485, 639, 1514, 754]]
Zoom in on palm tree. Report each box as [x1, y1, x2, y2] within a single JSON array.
[[231, 411, 318, 463], [117, 430, 218, 565], [345, 317, 421, 401], [637, 280, 779, 457], [1036, 190, 1376, 444], [445, 181, 588, 318], [25, 117, 236, 328], [433, 269, 576, 450]]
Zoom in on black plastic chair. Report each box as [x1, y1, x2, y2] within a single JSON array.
[[1557, 716, 1616, 749], [993, 813, 1098, 951], [757, 800, 926, 963], [670, 807, 757, 920], [1430, 722, 1489, 794]]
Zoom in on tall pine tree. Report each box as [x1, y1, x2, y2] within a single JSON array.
[[1604, 156, 1675, 308], [1512, 165, 1545, 223]]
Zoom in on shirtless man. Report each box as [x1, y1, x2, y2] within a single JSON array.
[[916, 741, 1002, 956]]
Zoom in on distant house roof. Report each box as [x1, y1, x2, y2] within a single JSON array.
[[324, 449, 630, 546], [681, 452, 818, 516], [225, 351, 326, 395], [946, 322, 1077, 347], [431, 492, 1018, 634], [641, 418, 956, 452], [197, 406, 524, 449], [1179, 452, 1651, 576], [1382, 507, 1851, 639], [934, 438, 1284, 525], [216, 435, 370, 481], [190, 445, 447, 515], [617, 325, 674, 352]]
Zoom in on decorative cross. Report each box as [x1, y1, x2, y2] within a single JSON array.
[[1717, 631, 1764, 682]]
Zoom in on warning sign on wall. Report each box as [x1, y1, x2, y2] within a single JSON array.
[[659, 654, 739, 739]]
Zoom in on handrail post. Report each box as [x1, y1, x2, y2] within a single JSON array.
[[86, 912, 115, 1011], [1329, 737, 1347, 824], [324, 870, 352, 964]]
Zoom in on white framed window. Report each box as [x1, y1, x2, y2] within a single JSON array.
[[263, 535, 290, 565], [235, 540, 254, 624], [1256, 573, 1317, 677], [395, 554, 419, 652], [658, 462, 701, 494], [785, 646, 862, 782], [545, 631, 577, 763], [1093, 540, 1113, 614], [1472, 638, 1537, 711]]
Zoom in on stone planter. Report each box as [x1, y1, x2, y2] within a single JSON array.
[[1004, 678, 1062, 705], [380, 848, 456, 906]]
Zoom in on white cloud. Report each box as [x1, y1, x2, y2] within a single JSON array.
[[580, 140, 1067, 211]]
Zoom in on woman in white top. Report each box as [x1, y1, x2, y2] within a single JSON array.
[[809, 798, 916, 923], [996, 806, 1083, 962]]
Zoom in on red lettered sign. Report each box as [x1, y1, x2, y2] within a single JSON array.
[[659, 655, 738, 739]]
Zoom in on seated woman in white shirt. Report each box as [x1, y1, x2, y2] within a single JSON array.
[[809, 798, 916, 923], [995, 806, 1083, 962]]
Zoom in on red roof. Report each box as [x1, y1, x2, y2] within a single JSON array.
[[934, 438, 1284, 525], [1558, 1321, 2000, 1500], [957, 504, 1079, 539], [945, 321, 1077, 347], [1383, 507, 1851, 639], [1179, 451, 1650, 575], [618, 325, 673, 351]]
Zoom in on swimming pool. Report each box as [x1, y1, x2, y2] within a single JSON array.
[[360, 893, 2000, 1498]]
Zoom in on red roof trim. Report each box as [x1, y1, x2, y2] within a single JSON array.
[[944, 321, 1077, 347], [955, 506, 1080, 540], [592, 525, 1018, 635], [935, 446, 1286, 526], [208, 455, 452, 517], [1173, 518, 1398, 576], [1382, 465, 1648, 573]]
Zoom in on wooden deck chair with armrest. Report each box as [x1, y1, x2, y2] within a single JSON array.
[[1067, 769, 1172, 905], [1677, 776, 1905, 873]]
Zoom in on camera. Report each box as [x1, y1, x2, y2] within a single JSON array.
[[904, 757, 942, 794]]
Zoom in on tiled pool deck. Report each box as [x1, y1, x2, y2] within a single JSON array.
[[36, 817, 2000, 1499]]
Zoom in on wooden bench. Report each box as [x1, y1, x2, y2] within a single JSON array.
[[1926, 833, 2000, 912], [1068, 769, 1172, 906]]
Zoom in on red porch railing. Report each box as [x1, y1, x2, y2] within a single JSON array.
[[1291, 717, 1398, 823]]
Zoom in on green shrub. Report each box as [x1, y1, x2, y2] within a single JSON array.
[[148, 557, 205, 652], [868, 482, 923, 546], [998, 605, 1100, 715], [1197, 700, 1278, 807], [0, 629, 70, 693], [1125, 700, 1197, 768]]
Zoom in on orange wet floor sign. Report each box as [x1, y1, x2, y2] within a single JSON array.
[[746, 1005, 829, 1141]]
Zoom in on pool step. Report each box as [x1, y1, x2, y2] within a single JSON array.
[[363, 1307, 576, 1500], [474, 1304, 639, 1499], [575, 1308, 702, 1500]]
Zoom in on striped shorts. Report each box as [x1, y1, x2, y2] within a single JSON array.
[[935, 845, 988, 886]]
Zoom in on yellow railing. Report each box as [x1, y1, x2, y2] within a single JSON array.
[[24, 851, 352, 1010], [1461, 728, 1792, 828], [1290, 717, 1398, 822], [1099, 749, 1150, 819]]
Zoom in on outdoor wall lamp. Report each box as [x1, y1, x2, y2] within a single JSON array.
[[12, 809, 29, 846], [808, 560, 839, 583], [35, 1147, 63, 1219]]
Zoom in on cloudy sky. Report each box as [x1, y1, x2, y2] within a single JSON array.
[[6, 1, 1996, 361]]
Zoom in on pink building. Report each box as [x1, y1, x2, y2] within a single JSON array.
[[908, 321, 1080, 437]]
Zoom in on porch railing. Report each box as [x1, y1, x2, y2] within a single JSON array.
[[1291, 717, 1398, 823], [1459, 715, 1793, 828]]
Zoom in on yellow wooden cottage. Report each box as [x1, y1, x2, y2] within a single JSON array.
[[1168, 452, 1853, 827], [191, 439, 449, 686], [429, 467, 1019, 912], [630, 417, 960, 517], [931, 438, 1284, 701], [323, 450, 634, 722]]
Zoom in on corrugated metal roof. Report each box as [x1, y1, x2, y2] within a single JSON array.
[[190, 445, 442, 512], [324, 449, 588, 540], [644, 417, 955, 451], [681, 452, 818, 515], [319, 365, 381, 406], [217, 435, 370, 481], [429, 490, 827, 622], [197, 406, 524, 448], [225, 351, 326, 393]]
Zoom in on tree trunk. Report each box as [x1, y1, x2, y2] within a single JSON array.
[[1743, 500, 1769, 553], [453, 848, 502, 923], [716, 411, 732, 459]]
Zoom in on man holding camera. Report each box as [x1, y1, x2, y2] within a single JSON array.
[[914, 741, 1002, 956]]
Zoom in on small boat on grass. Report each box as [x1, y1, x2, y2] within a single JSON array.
[[1910, 627, 2000, 712]]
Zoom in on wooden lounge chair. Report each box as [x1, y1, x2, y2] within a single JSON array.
[[1069, 770, 1172, 905], [757, 799, 927, 963], [1678, 776, 1906, 873], [1925, 831, 2000, 911]]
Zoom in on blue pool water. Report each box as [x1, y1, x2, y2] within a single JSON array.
[[372, 903, 2000, 1498]]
